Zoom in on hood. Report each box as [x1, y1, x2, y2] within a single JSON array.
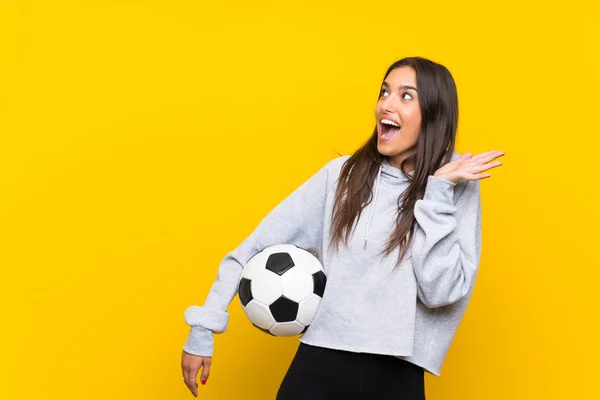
[[364, 157, 412, 249], [363, 152, 459, 249]]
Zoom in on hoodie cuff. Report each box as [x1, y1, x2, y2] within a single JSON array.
[[183, 326, 214, 357], [184, 306, 229, 333], [423, 175, 457, 206]]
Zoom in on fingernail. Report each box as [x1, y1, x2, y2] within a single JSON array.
[[201, 380, 206, 385]]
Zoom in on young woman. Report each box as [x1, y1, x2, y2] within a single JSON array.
[[181, 56, 504, 399]]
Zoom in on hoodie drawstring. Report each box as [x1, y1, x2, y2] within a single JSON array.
[[364, 164, 382, 249]]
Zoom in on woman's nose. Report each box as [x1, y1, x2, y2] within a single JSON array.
[[382, 94, 396, 112]]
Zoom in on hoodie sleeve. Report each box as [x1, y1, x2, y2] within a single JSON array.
[[410, 175, 482, 308], [183, 158, 338, 357]]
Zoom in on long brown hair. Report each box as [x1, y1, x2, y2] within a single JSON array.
[[330, 57, 459, 264]]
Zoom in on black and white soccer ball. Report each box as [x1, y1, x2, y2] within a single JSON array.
[[237, 244, 327, 336]]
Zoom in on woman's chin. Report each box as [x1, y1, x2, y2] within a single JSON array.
[[377, 142, 417, 160], [377, 142, 401, 156]]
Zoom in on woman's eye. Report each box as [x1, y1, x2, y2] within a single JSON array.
[[401, 92, 413, 100], [380, 89, 389, 97]]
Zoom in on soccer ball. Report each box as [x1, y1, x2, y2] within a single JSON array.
[[237, 244, 327, 336]]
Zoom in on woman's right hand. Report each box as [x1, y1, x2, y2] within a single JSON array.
[[181, 350, 212, 397]]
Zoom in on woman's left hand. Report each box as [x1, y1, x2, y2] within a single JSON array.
[[434, 150, 505, 184]]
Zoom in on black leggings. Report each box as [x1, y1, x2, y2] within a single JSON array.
[[276, 343, 426, 400]]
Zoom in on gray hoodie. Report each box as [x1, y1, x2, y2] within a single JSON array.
[[183, 151, 482, 377]]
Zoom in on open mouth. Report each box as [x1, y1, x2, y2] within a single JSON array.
[[379, 118, 401, 141]]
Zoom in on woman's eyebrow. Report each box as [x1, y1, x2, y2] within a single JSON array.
[[381, 82, 418, 92], [399, 85, 418, 92]]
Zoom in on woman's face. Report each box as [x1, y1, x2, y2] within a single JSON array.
[[375, 66, 422, 171]]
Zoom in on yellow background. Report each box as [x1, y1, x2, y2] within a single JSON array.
[[1, 0, 598, 399]]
